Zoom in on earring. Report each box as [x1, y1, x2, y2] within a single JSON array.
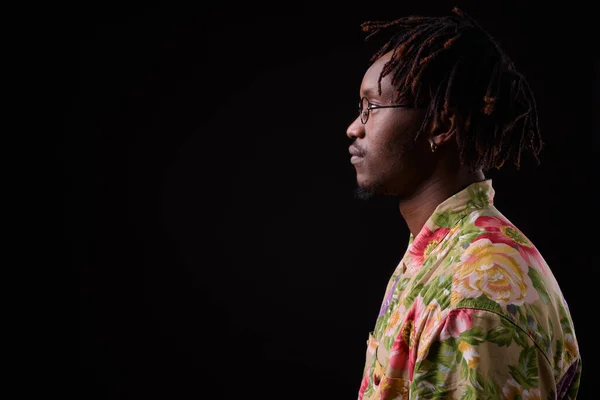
[[430, 140, 437, 153]]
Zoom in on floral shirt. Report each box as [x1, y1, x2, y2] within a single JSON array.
[[358, 180, 581, 400]]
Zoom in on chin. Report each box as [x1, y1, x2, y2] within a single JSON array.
[[353, 185, 377, 200], [353, 178, 386, 200]]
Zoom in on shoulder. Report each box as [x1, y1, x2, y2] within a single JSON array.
[[443, 208, 580, 372], [452, 207, 554, 294]]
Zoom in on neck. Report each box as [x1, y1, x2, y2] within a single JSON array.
[[399, 165, 485, 237]]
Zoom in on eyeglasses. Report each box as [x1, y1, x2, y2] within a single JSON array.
[[358, 96, 416, 124]]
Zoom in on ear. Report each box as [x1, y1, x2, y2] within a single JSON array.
[[429, 111, 458, 147]]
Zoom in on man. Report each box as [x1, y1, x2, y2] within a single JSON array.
[[346, 8, 581, 400]]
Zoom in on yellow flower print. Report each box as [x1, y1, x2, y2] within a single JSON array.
[[501, 378, 541, 400], [383, 307, 402, 337], [374, 360, 385, 387], [453, 239, 539, 305], [367, 335, 378, 357], [417, 300, 444, 360], [379, 376, 410, 400], [458, 340, 480, 368], [564, 333, 578, 364], [502, 379, 521, 399]]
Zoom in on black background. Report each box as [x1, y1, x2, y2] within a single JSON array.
[[61, 1, 599, 399]]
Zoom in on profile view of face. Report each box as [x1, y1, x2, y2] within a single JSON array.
[[346, 51, 432, 200]]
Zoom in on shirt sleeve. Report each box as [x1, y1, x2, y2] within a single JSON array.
[[409, 308, 578, 399]]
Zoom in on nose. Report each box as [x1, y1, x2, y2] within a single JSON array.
[[346, 116, 365, 140]]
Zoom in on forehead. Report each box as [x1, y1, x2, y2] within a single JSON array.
[[360, 51, 397, 99]]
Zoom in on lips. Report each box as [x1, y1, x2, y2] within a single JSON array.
[[349, 145, 365, 165], [350, 155, 363, 164], [349, 145, 365, 157]]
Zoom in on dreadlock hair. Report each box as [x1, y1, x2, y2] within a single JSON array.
[[361, 7, 542, 171]]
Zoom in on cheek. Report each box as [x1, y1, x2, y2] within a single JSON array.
[[378, 131, 416, 167], [375, 132, 431, 184], [380, 114, 423, 153], [360, 141, 406, 184], [363, 112, 427, 173]]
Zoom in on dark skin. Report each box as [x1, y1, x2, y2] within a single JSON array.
[[346, 50, 485, 237]]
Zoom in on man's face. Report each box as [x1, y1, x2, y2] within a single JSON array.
[[346, 51, 432, 199]]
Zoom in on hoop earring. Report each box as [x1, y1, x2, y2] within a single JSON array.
[[430, 140, 437, 153]]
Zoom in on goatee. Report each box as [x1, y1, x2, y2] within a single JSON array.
[[353, 185, 377, 201]]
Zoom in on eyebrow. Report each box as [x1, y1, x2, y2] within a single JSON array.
[[360, 87, 380, 99]]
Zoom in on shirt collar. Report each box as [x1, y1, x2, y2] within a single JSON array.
[[407, 179, 495, 247]]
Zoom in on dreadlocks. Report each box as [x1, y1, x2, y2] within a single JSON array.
[[361, 7, 542, 171]]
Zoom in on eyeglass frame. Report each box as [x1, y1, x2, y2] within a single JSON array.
[[358, 96, 421, 124]]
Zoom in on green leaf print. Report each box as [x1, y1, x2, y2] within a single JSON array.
[[528, 267, 550, 304], [404, 283, 424, 308], [456, 295, 503, 316], [518, 310, 528, 329], [441, 238, 451, 251], [466, 186, 490, 209], [560, 316, 573, 335], [398, 277, 410, 292], [444, 254, 456, 268], [458, 216, 482, 233], [423, 254, 438, 269], [433, 211, 453, 228], [384, 335, 393, 350], [522, 346, 539, 387], [460, 357, 469, 379], [417, 368, 442, 386], [485, 325, 513, 347], [554, 339, 564, 372], [508, 365, 529, 389], [415, 268, 428, 282], [374, 314, 386, 336], [423, 276, 453, 310], [445, 336, 458, 349], [412, 368, 454, 399], [457, 219, 485, 244], [509, 346, 539, 388], [435, 276, 452, 310], [461, 232, 484, 246], [433, 207, 469, 228], [512, 327, 529, 349], [557, 296, 574, 333], [487, 377, 500, 399], [468, 369, 486, 391], [557, 296, 568, 316], [430, 339, 457, 369], [460, 326, 485, 345], [416, 339, 460, 392], [453, 339, 463, 363], [422, 280, 439, 306], [501, 315, 517, 328], [460, 386, 477, 400]]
